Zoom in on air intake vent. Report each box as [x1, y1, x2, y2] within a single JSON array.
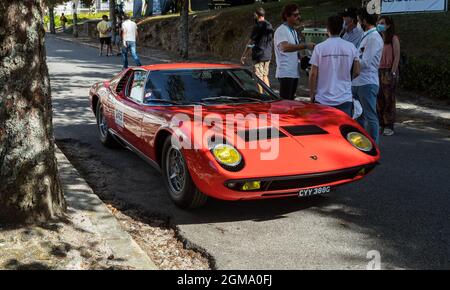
[[237, 127, 287, 142], [282, 125, 328, 136]]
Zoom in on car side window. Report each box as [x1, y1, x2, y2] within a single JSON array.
[[128, 70, 147, 104], [115, 71, 132, 95]]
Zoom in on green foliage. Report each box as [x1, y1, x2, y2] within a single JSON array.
[[400, 57, 450, 100], [80, 0, 96, 7], [44, 0, 66, 7]]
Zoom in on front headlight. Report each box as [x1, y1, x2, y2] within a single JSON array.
[[212, 144, 242, 167], [346, 132, 373, 152]]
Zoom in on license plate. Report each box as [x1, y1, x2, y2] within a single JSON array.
[[298, 186, 331, 197]]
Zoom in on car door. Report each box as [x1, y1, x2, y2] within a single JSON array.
[[139, 71, 171, 160], [115, 69, 147, 148]]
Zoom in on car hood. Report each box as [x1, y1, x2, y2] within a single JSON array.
[[178, 100, 379, 178]]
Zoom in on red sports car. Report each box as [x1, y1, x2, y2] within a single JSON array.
[[89, 63, 379, 208]]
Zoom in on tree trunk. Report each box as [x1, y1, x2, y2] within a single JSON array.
[[0, 0, 66, 224], [109, 0, 116, 42], [180, 0, 189, 59], [73, 2, 78, 37], [49, 6, 56, 34]]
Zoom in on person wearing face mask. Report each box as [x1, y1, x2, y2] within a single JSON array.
[[376, 16, 401, 136], [351, 8, 384, 145], [340, 7, 363, 48], [274, 3, 315, 100], [241, 7, 274, 88]]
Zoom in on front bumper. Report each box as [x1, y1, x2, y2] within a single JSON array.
[[195, 163, 377, 200]]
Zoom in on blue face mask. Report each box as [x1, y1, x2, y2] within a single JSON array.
[[377, 24, 386, 32]]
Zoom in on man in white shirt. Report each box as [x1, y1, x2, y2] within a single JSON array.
[[274, 3, 314, 100], [309, 15, 360, 117], [121, 14, 142, 70], [352, 8, 384, 144]]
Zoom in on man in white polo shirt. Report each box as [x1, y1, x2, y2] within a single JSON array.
[[309, 15, 360, 116], [352, 8, 384, 144], [274, 3, 314, 100]]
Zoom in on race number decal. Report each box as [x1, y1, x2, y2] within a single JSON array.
[[115, 108, 124, 128]]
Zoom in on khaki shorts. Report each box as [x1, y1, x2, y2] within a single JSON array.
[[254, 61, 270, 80]]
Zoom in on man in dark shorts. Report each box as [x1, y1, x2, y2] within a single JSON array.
[[241, 7, 274, 90], [97, 15, 112, 56]]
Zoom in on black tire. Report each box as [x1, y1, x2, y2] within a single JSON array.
[[96, 101, 119, 148], [161, 137, 208, 209]]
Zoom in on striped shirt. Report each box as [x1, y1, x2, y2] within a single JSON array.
[[342, 26, 364, 48]]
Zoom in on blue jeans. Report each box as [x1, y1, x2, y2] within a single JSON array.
[[122, 41, 142, 69], [332, 101, 353, 117], [352, 84, 380, 144]]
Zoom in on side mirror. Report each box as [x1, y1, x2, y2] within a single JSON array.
[[143, 91, 153, 104]]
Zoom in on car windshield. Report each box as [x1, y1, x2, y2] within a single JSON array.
[[143, 68, 280, 105]]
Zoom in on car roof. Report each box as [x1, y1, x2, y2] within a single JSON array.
[[140, 63, 242, 71]]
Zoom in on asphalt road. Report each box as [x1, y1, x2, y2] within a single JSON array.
[[47, 35, 450, 269]]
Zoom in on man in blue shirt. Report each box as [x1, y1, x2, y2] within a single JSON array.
[[341, 7, 363, 48]]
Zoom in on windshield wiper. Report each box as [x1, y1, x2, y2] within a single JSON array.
[[144, 99, 183, 105], [201, 95, 264, 103], [144, 99, 205, 106]]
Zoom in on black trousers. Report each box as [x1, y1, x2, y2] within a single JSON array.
[[278, 78, 299, 100]]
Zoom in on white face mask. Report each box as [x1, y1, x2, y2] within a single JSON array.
[[357, 22, 362, 29]]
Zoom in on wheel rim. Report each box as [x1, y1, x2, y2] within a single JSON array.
[[98, 106, 108, 138], [165, 146, 186, 196]]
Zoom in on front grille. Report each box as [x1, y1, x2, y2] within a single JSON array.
[[225, 164, 376, 192], [266, 166, 373, 191]]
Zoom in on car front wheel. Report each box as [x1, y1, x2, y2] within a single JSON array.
[[161, 137, 208, 209]]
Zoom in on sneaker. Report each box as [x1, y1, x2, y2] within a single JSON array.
[[383, 128, 394, 136]]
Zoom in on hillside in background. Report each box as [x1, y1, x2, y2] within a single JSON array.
[[138, 0, 450, 62]]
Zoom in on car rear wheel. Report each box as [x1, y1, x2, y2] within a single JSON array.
[[161, 137, 208, 209], [96, 101, 119, 148]]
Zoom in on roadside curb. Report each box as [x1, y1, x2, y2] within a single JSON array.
[[55, 145, 158, 270]]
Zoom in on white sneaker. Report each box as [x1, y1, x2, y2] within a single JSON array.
[[383, 128, 394, 136]]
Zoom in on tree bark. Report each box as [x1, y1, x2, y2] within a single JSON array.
[[109, 0, 116, 42], [49, 6, 56, 34], [72, 2, 78, 37], [0, 0, 66, 224], [180, 0, 189, 59]]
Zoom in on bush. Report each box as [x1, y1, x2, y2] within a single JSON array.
[[400, 57, 450, 100]]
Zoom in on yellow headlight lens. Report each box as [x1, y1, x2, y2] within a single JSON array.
[[212, 144, 242, 166], [346, 132, 373, 152], [242, 181, 261, 191]]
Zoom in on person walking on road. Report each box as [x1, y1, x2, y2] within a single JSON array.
[[121, 14, 142, 70], [60, 13, 68, 33], [274, 3, 315, 100], [376, 16, 401, 136], [97, 15, 113, 56], [352, 8, 384, 144], [309, 15, 360, 117], [241, 7, 274, 89]]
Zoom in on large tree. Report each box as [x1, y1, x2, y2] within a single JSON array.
[[0, 0, 65, 223]]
